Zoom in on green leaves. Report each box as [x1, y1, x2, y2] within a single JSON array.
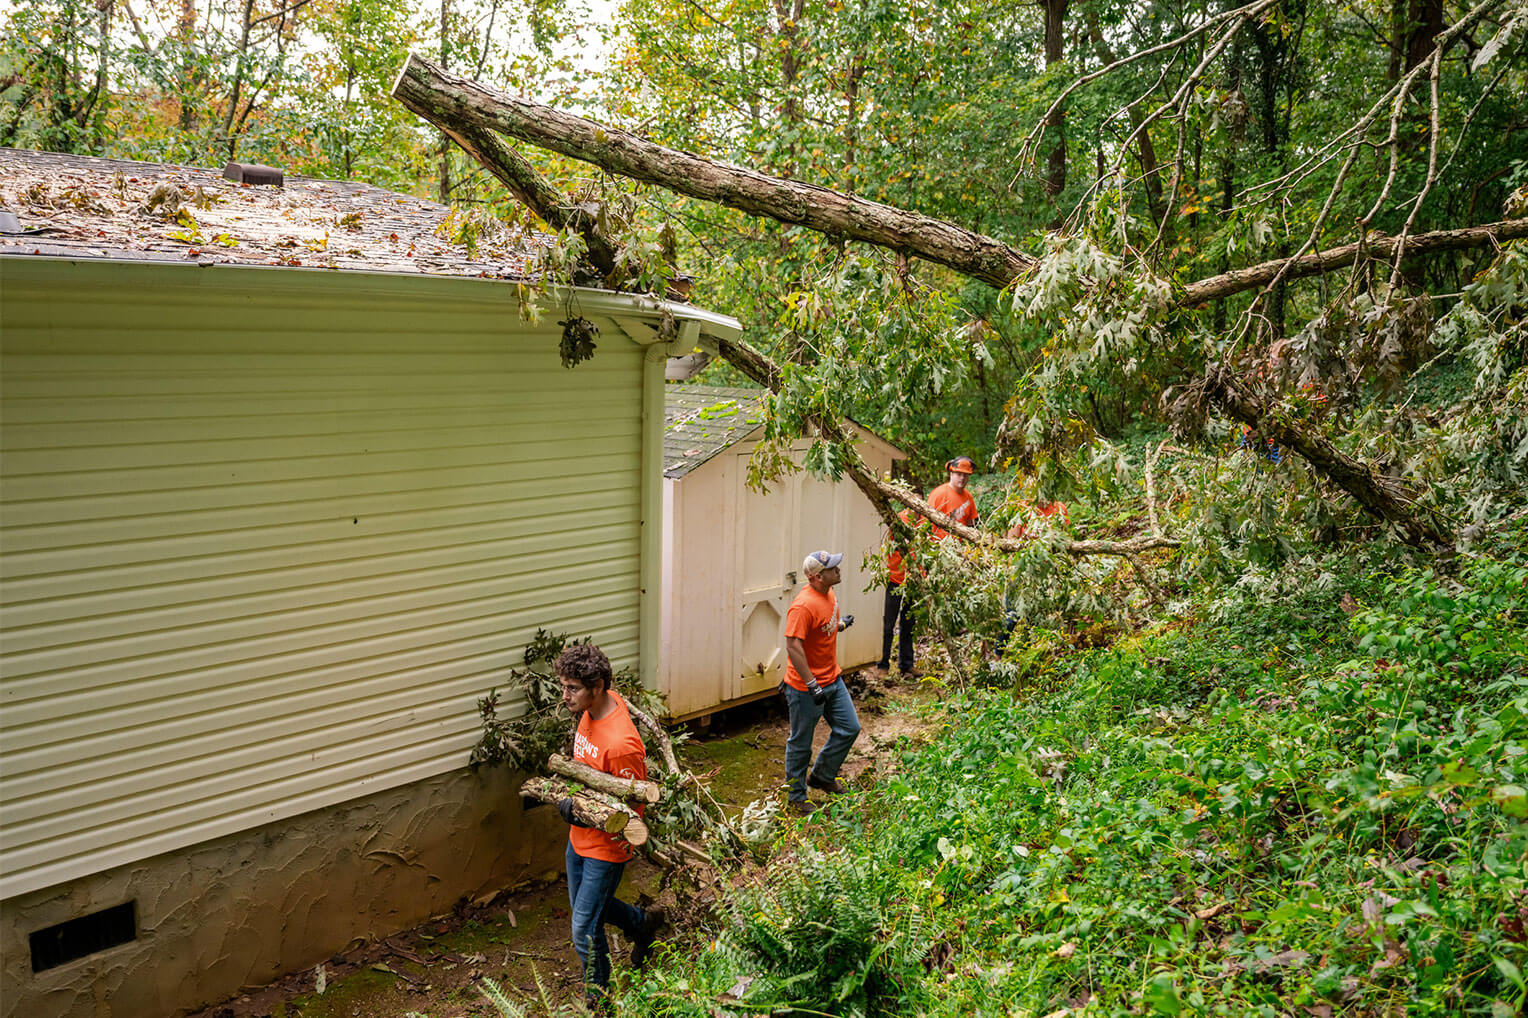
[[1492, 784, 1528, 819]]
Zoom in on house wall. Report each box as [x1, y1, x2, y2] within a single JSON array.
[[0, 258, 651, 1015], [659, 430, 903, 719], [0, 766, 566, 1018]]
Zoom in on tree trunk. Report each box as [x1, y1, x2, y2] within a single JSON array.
[[548, 754, 662, 804], [1179, 220, 1528, 306], [519, 776, 648, 845], [388, 83, 622, 280], [439, 0, 452, 203], [1083, 6, 1163, 226], [176, 0, 198, 132], [389, 53, 1037, 289], [1402, 0, 1446, 73], [222, 0, 257, 158], [1043, 0, 1069, 199], [390, 56, 1520, 552], [769, 0, 807, 177], [1198, 366, 1452, 550]]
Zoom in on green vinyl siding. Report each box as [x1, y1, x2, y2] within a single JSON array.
[[0, 259, 645, 899]]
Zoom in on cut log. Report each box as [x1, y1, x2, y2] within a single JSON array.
[[621, 815, 650, 847], [520, 776, 630, 835], [548, 753, 662, 804]]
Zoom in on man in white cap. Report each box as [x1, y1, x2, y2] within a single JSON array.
[[782, 550, 860, 815]]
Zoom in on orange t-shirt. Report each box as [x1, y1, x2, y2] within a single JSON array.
[[928, 483, 978, 540], [569, 690, 647, 863], [783, 584, 840, 690], [887, 508, 916, 584]]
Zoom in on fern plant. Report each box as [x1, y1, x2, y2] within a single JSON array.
[[714, 849, 935, 1017]]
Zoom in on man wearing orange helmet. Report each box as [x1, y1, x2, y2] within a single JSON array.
[[927, 456, 979, 537]]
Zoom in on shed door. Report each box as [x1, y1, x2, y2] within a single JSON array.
[[733, 453, 795, 698]]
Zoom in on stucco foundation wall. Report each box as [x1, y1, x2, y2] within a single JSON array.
[[0, 764, 564, 1018]]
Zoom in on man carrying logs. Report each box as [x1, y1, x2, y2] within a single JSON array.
[[549, 644, 665, 1011]]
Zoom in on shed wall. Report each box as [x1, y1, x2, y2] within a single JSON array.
[[0, 259, 646, 902], [659, 430, 902, 718]]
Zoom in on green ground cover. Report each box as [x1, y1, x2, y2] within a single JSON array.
[[617, 547, 1528, 1017]]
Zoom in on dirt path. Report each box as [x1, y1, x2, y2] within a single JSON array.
[[187, 678, 939, 1018]]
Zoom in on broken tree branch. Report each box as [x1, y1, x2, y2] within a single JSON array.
[[623, 698, 680, 775], [390, 82, 623, 283], [1179, 219, 1528, 306], [389, 59, 1487, 554], [391, 53, 1525, 314], [1197, 365, 1454, 551]]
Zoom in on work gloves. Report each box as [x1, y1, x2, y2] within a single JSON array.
[[557, 797, 595, 829], [838, 613, 855, 631]]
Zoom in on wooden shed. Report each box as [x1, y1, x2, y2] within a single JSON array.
[[0, 149, 740, 1018], [659, 385, 905, 719]]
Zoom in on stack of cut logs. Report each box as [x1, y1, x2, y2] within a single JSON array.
[[520, 754, 662, 846]]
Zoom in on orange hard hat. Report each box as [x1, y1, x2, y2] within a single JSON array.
[[946, 456, 975, 474]]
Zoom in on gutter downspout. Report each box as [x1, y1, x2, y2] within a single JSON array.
[[638, 319, 699, 691]]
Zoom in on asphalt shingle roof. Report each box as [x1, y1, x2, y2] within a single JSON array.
[[0, 148, 544, 279], [663, 385, 769, 478]]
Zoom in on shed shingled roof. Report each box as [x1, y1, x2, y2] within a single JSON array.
[[0, 147, 545, 278], [663, 385, 769, 478]]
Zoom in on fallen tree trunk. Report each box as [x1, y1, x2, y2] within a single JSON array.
[[549, 753, 662, 804], [1198, 366, 1454, 551], [391, 53, 1036, 290], [386, 80, 622, 284], [1180, 220, 1528, 306], [520, 776, 641, 840]]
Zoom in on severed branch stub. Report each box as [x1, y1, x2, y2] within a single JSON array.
[[549, 753, 662, 804]]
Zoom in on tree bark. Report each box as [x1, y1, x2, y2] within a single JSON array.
[[1179, 219, 1528, 306], [519, 776, 648, 845], [521, 776, 629, 832], [1199, 365, 1453, 550], [390, 53, 1036, 289], [386, 91, 622, 280], [548, 753, 662, 804], [1043, 0, 1070, 199]]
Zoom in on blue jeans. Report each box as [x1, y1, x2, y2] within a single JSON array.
[[784, 680, 861, 802], [566, 842, 647, 990]]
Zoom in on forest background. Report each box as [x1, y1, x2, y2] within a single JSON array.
[[5, 0, 1528, 1014]]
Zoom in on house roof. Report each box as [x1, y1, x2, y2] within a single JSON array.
[[0, 147, 544, 278], [663, 384, 769, 478]]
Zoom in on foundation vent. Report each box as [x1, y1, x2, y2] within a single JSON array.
[[29, 901, 137, 972]]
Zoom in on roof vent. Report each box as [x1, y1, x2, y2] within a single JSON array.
[[223, 161, 284, 187]]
